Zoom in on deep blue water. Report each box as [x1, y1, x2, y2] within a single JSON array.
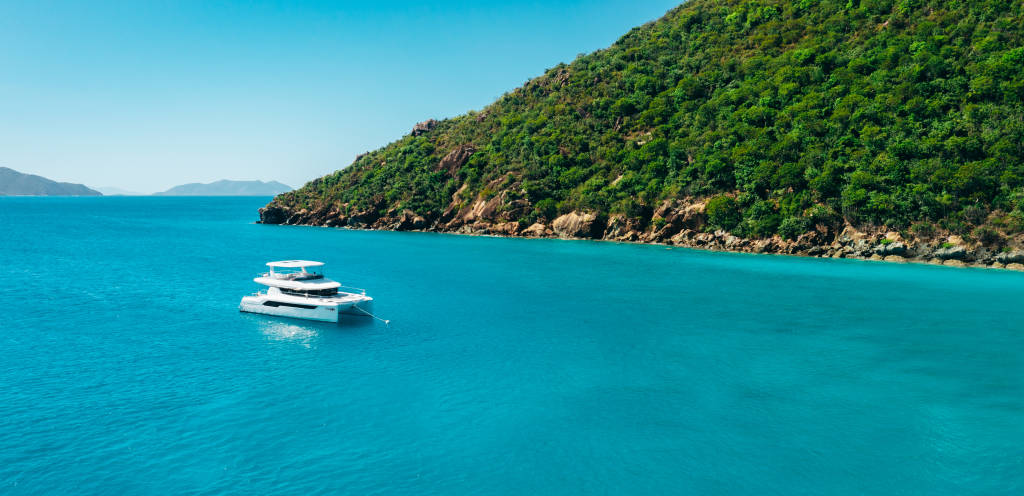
[[2, 196, 1024, 494]]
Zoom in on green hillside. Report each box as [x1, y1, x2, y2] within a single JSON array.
[[263, 0, 1024, 245]]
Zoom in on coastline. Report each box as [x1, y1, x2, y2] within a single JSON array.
[[258, 200, 1024, 272]]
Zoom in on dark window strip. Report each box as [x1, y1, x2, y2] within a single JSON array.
[[262, 301, 319, 310]]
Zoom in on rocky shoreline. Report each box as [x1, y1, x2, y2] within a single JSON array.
[[259, 198, 1024, 272]]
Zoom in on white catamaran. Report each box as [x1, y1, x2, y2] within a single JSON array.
[[239, 260, 373, 323]]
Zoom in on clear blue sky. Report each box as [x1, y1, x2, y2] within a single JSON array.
[[0, 1, 679, 193]]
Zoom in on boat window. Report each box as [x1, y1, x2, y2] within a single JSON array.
[[262, 301, 318, 309], [280, 288, 338, 297]]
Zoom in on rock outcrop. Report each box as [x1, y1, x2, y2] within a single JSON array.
[[522, 223, 549, 237], [996, 250, 1024, 264], [875, 241, 907, 256], [394, 209, 427, 231], [934, 245, 967, 260], [258, 193, 1024, 272], [552, 211, 606, 239], [411, 119, 438, 136], [437, 145, 475, 176], [258, 205, 289, 225]]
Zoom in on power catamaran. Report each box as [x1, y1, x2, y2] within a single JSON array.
[[239, 260, 373, 322]]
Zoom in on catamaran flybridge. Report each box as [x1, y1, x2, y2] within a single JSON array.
[[239, 260, 373, 323]]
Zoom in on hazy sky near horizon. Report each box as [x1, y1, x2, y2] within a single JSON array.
[[0, 0, 679, 193]]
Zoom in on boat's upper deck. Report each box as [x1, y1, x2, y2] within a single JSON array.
[[254, 274, 341, 290], [256, 260, 341, 290]]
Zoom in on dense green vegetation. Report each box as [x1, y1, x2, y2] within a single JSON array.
[[274, 0, 1024, 241]]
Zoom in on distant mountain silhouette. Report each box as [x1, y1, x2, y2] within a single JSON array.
[[154, 180, 292, 196], [0, 167, 101, 196], [96, 186, 146, 196]]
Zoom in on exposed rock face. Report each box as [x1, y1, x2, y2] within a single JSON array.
[[795, 230, 826, 251], [996, 250, 1024, 264], [875, 241, 907, 256], [603, 214, 643, 241], [394, 209, 427, 231], [259, 205, 288, 225], [437, 145, 475, 176], [660, 200, 707, 231], [411, 119, 438, 136], [458, 195, 504, 226], [491, 222, 521, 235], [552, 211, 605, 239], [934, 245, 967, 260], [258, 193, 1024, 272], [522, 223, 549, 237], [640, 200, 707, 242]]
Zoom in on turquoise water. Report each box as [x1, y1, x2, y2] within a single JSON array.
[[2, 196, 1024, 494]]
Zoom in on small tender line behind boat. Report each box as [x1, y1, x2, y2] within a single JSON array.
[[239, 260, 374, 323]]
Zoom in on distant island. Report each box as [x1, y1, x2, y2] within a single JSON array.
[[260, 0, 1024, 270], [96, 186, 146, 196], [155, 180, 292, 196], [0, 167, 101, 196]]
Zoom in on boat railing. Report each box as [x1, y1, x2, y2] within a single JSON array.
[[250, 286, 366, 296]]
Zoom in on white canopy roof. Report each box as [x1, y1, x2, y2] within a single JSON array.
[[254, 276, 341, 290], [267, 260, 324, 268]]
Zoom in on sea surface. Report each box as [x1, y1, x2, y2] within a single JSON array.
[[1, 196, 1023, 495]]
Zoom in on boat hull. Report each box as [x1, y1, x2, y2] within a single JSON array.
[[239, 295, 358, 323], [341, 298, 372, 316]]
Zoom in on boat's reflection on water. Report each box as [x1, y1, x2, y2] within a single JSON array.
[[256, 314, 376, 347], [259, 320, 321, 347]]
